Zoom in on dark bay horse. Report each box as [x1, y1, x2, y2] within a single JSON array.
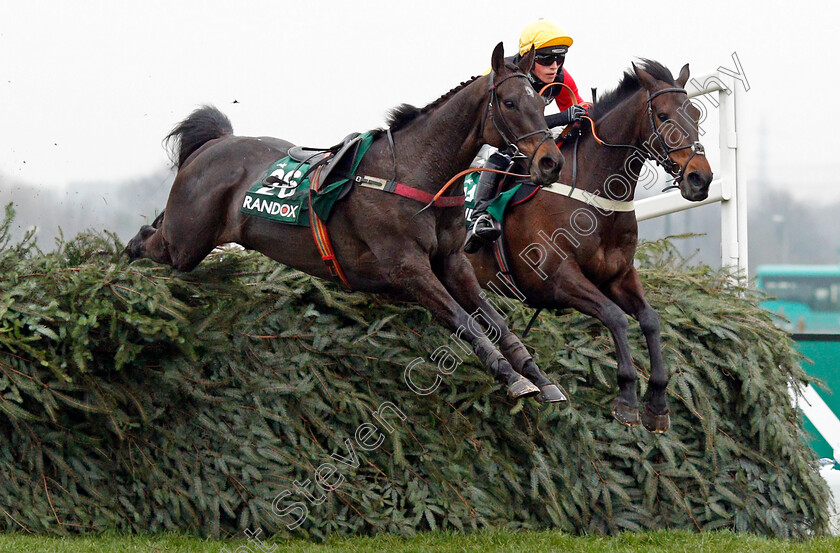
[[467, 60, 714, 431], [126, 43, 569, 402]]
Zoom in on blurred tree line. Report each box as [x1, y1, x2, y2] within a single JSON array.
[[639, 184, 840, 274], [0, 169, 172, 250], [2, 170, 838, 276]]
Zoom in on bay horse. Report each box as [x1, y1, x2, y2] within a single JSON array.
[[467, 60, 714, 431], [126, 43, 569, 403]]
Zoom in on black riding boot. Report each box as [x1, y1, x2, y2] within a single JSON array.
[[464, 152, 511, 254]]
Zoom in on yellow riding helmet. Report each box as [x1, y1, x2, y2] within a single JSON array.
[[519, 19, 573, 56]]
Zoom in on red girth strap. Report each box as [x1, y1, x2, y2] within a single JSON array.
[[307, 171, 466, 291], [354, 175, 466, 207]]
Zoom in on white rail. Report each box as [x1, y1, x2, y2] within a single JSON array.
[[792, 384, 840, 463], [634, 71, 747, 276]]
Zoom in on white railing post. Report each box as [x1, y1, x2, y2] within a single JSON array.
[[717, 74, 748, 277], [634, 70, 747, 277], [735, 78, 749, 276]]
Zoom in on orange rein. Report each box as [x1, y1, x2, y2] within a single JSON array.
[[421, 167, 531, 213], [537, 82, 606, 145]]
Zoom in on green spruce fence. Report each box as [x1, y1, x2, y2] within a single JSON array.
[[0, 206, 831, 539]]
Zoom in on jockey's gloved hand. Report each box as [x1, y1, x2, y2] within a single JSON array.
[[546, 104, 588, 128]]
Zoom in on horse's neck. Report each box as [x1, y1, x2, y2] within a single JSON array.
[[388, 82, 486, 187], [573, 92, 647, 201]]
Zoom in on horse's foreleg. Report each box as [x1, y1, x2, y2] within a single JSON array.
[[549, 266, 640, 426], [606, 269, 670, 433], [436, 253, 567, 403], [391, 256, 538, 399]]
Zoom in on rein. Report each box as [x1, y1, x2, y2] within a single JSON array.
[[581, 87, 705, 186], [539, 82, 705, 187], [417, 166, 531, 215]]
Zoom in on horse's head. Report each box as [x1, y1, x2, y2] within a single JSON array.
[[483, 42, 564, 186], [634, 63, 713, 201]]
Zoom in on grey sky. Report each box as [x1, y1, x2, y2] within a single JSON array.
[[1, 0, 837, 202]]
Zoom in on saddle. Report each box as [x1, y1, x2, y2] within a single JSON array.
[[287, 132, 362, 187]]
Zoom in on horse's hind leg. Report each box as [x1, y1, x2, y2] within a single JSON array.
[[125, 210, 219, 272], [607, 269, 670, 433], [391, 254, 538, 399], [125, 209, 168, 262], [125, 224, 173, 266], [126, 180, 232, 271], [436, 253, 567, 403]]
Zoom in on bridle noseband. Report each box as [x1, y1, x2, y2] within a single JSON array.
[[645, 87, 705, 186], [484, 71, 554, 169]]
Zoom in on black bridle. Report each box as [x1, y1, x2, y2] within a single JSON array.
[[645, 87, 706, 186], [484, 71, 554, 171], [585, 86, 706, 187]]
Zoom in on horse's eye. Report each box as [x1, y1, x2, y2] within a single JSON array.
[[657, 113, 669, 122], [503, 100, 516, 109]]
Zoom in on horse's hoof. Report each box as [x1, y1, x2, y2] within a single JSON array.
[[641, 405, 670, 433], [612, 399, 640, 427], [535, 384, 568, 404], [508, 376, 540, 399]]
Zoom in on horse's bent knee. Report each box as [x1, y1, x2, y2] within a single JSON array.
[[638, 307, 660, 334], [603, 306, 629, 335]]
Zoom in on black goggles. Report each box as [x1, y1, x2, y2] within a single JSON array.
[[534, 53, 565, 66]]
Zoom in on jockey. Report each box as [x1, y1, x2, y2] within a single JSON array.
[[465, 19, 587, 254]]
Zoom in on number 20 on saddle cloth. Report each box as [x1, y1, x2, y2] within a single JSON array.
[[240, 132, 376, 228], [240, 131, 466, 287]]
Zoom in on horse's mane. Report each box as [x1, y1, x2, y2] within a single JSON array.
[[385, 75, 483, 132], [589, 59, 676, 120], [381, 71, 500, 134]]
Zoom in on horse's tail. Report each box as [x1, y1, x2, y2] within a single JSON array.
[[164, 105, 233, 169]]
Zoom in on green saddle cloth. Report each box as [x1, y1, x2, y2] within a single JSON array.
[[464, 171, 523, 225], [241, 132, 374, 227]]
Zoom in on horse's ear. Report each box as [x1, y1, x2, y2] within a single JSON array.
[[633, 62, 659, 92], [676, 63, 690, 88], [491, 42, 505, 74], [518, 46, 535, 75]]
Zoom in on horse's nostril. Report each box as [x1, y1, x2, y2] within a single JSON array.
[[687, 172, 706, 189], [539, 153, 563, 175]]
